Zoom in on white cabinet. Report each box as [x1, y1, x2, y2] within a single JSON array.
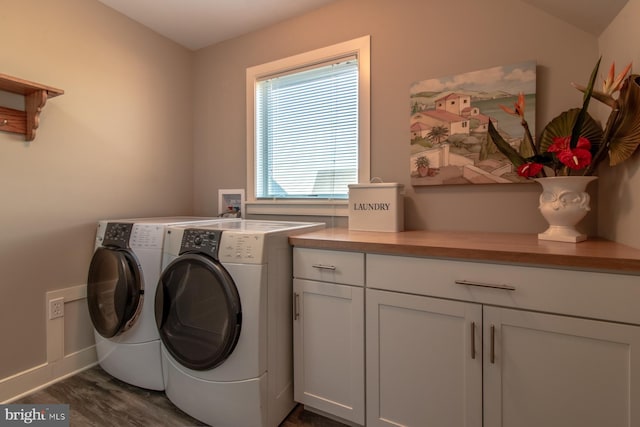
[[366, 253, 640, 427], [291, 243, 640, 427], [366, 289, 482, 427], [292, 248, 365, 425], [484, 306, 640, 427], [366, 290, 640, 427]]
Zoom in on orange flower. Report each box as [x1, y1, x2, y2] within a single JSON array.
[[602, 62, 632, 95], [499, 92, 525, 118], [572, 61, 632, 108]]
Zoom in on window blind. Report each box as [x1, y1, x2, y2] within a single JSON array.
[[255, 57, 359, 199]]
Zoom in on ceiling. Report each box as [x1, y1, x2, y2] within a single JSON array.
[[97, 0, 340, 50], [98, 0, 628, 51], [521, 0, 628, 36]]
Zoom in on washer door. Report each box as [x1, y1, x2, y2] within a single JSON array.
[[87, 247, 143, 338], [155, 254, 242, 371]]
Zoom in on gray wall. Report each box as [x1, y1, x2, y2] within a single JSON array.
[[597, 0, 640, 247], [192, 0, 601, 234], [0, 0, 194, 379]]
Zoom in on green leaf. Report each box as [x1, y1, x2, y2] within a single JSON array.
[[539, 108, 603, 153], [487, 120, 526, 167], [518, 128, 535, 158], [609, 74, 640, 165], [570, 57, 601, 148]]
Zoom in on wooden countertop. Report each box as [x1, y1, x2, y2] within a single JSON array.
[[289, 228, 640, 274]]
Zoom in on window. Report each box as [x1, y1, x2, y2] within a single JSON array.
[[246, 36, 370, 216]]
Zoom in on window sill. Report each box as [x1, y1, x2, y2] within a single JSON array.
[[245, 199, 349, 217]]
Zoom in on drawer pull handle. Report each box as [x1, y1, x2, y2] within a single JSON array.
[[312, 264, 336, 271], [471, 322, 476, 360], [294, 293, 300, 320], [455, 279, 516, 291], [490, 325, 496, 364]]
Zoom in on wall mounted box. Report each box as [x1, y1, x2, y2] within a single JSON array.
[[348, 183, 405, 232], [218, 189, 245, 218]]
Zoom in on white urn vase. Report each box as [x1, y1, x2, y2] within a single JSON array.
[[534, 176, 597, 243]]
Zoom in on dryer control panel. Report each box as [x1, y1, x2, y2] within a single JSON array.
[[179, 228, 223, 258], [218, 232, 265, 264]]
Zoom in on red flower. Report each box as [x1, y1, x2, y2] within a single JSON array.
[[548, 135, 591, 152], [557, 148, 592, 169], [547, 136, 592, 170], [517, 162, 543, 177]]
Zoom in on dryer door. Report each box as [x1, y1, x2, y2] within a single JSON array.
[[87, 247, 143, 338], [155, 253, 242, 371]]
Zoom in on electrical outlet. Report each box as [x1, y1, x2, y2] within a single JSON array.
[[49, 297, 64, 319]]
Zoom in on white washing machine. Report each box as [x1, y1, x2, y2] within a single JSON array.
[[86, 217, 228, 390], [155, 220, 324, 427]]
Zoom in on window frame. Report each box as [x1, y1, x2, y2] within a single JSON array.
[[245, 35, 370, 217]]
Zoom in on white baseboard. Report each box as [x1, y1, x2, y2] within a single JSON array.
[[0, 284, 97, 403], [0, 346, 97, 403]]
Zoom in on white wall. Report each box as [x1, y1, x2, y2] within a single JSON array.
[[0, 0, 194, 381], [597, 0, 640, 247]]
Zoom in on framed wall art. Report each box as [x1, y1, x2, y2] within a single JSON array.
[[410, 60, 536, 185]]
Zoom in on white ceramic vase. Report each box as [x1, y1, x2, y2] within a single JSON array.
[[534, 176, 598, 243]]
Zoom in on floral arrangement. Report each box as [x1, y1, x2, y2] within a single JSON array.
[[488, 58, 640, 178]]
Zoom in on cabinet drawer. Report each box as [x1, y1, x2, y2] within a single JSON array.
[[367, 254, 640, 325], [294, 248, 364, 286]]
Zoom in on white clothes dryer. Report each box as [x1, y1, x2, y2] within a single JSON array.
[[155, 220, 324, 427], [86, 217, 227, 390]]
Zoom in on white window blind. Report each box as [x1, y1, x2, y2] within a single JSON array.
[[255, 57, 359, 199]]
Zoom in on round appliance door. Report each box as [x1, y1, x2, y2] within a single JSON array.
[[155, 254, 242, 371], [87, 247, 143, 338]]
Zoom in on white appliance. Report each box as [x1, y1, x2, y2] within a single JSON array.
[[156, 220, 324, 427], [86, 217, 227, 390]]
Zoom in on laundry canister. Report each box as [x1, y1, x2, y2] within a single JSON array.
[[348, 183, 405, 232]]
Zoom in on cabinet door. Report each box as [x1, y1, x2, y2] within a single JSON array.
[[293, 279, 365, 425], [484, 306, 640, 427], [366, 289, 482, 427]]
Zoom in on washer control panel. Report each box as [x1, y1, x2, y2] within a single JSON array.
[[218, 232, 265, 264], [130, 224, 164, 250], [179, 228, 223, 258], [102, 222, 134, 248]]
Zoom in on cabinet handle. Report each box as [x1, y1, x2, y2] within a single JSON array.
[[312, 264, 336, 271], [490, 325, 496, 364], [455, 279, 516, 291], [471, 322, 476, 360], [294, 293, 300, 320]]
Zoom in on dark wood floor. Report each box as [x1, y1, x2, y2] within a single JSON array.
[[14, 366, 347, 427]]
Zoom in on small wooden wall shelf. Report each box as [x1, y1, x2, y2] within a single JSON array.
[[0, 73, 64, 141]]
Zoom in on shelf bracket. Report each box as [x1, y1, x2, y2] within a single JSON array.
[[25, 90, 48, 141]]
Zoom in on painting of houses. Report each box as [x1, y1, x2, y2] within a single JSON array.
[[410, 61, 536, 185]]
